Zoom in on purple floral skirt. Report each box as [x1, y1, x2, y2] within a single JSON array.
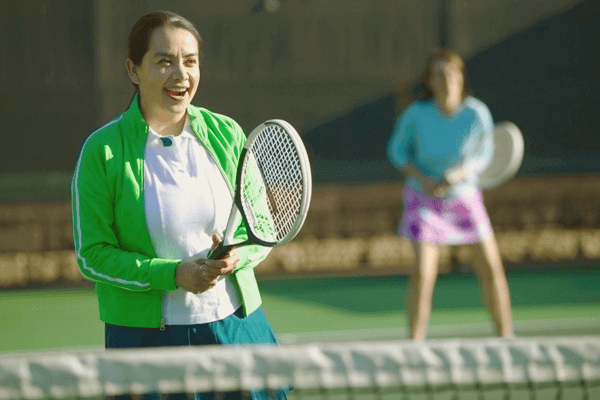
[[399, 186, 493, 244]]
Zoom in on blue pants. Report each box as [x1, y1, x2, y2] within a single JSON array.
[[105, 307, 288, 400]]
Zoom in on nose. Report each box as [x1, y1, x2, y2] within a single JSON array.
[[440, 69, 457, 84], [438, 73, 449, 85], [172, 60, 187, 81]]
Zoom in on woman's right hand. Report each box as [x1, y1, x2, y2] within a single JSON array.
[[403, 164, 448, 198], [175, 258, 223, 294], [423, 178, 449, 198]]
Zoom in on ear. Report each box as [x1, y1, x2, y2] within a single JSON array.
[[126, 59, 139, 84]]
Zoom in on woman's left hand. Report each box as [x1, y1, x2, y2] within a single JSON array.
[[210, 234, 239, 275], [431, 181, 450, 198], [444, 165, 468, 186]]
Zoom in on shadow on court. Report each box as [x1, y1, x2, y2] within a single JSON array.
[[258, 266, 600, 314]]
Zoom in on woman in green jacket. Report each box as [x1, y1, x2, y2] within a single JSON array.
[[71, 11, 286, 400]]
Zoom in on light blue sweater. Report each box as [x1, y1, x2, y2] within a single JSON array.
[[387, 97, 494, 198]]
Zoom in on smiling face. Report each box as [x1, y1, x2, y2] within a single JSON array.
[[127, 26, 200, 123]]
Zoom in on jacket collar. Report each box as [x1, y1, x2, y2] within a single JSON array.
[[122, 93, 207, 147]]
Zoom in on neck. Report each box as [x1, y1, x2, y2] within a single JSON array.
[[435, 93, 462, 115], [146, 113, 187, 136], [139, 100, 187, 136]]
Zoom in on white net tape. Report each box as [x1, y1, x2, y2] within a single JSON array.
[[1, 337, 599, 399], [241, 125, 304, 243]]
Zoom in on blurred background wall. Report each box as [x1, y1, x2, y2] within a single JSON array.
[[0, 0, 598, 287], [0, 0, 585, 181]]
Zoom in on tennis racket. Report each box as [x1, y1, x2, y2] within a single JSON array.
[[209, 119, 312, 259], [477, 121, 524, 190]]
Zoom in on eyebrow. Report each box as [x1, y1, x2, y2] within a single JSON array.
[[154, 51, 198, 58]]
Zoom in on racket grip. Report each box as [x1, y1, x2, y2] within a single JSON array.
[[208, 243, 229, 260]]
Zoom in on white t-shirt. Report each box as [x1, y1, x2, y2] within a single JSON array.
[[144, 117, 241, 325]]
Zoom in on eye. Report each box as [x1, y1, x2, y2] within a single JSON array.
[[185, 58, 198, 66], [159, 59, 171, 66]]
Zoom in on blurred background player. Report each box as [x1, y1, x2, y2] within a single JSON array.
[[387, 48, 513, 341]]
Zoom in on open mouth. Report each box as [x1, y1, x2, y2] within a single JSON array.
[[165, 87, 188, 101]]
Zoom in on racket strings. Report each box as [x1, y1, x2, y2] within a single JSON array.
[[241, 125, 305, 242]]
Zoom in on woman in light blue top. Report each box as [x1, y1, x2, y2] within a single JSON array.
[[387, 49, 513, 341]]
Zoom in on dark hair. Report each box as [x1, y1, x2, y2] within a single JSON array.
[[127, 11, 203, 89], [417, 48, 472, 101]]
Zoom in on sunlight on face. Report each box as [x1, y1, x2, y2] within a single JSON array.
[[134, 26, 200, 122]]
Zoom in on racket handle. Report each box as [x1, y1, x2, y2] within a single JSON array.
[[208, 242, 230, 260]]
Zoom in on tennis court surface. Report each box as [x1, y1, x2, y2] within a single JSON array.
[[1, 266, 598, 399], [1, 266, 599, 352]]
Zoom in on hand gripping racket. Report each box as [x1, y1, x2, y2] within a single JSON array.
[[209, 119, 312, 259]]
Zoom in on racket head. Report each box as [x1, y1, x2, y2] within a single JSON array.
[[478, 121, 524, 190], [236, 119, 312, 247]]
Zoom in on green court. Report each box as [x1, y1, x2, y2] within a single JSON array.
[[1, 266, 598, 353]]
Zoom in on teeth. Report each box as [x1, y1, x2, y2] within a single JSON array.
[[167, 88, 187, 93]]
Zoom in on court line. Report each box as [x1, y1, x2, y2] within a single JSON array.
[[279, 316, 600, 343]]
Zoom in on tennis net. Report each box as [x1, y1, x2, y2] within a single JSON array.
[[1, 336, 599, 400]]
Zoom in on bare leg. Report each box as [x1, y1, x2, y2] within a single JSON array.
[[471, 234, 514, 337], [406, 242, 440, 341]]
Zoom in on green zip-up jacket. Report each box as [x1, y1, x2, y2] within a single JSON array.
[[71, 95, 270, 328]]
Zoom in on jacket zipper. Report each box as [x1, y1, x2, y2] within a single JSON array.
[[204, 144, 236, 198], [136, 125, 166, 330], [193, 127, 236, 198]]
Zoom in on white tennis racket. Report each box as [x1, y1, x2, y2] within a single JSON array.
[[478, 121, 524, 190], [209, 119, 312, 259]]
